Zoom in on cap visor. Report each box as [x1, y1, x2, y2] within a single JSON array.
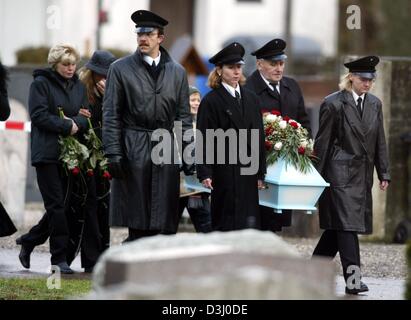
[[353, 72, 376, 79], [267, 54, 288, 61], [135, 27, 156, 33]]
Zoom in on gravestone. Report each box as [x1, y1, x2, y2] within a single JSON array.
[[89, 230, 336, 299], [0, 98, 29, 227]]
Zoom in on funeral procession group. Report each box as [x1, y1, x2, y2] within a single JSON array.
[[0, 9, 390, 295]]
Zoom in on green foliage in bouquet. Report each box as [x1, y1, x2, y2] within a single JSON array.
[[262, 110, 316, 173], [58, 108, 89, 175], [84, 118, 111, 179]]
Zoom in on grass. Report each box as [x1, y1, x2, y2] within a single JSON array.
[[0, 278, 92, 300]]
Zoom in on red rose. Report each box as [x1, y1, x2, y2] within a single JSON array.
[[265, 140, 273, 151], [298, 147, 305, 155], [289, 121, 298, 129], [265, 126, 273, 136], [71, 167, 80, 176], [103, 171, 112, 180], [87, 169, 94, 177], [271, 110, 281, 116], [261, 109, 270, 114], [283, 116, 290, 122]]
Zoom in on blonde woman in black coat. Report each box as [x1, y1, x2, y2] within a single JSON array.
[[196, 42, 266, 231], [15, 44, 88, 274], [313, 56, 390, 294]]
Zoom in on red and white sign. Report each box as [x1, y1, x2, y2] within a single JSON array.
[[0, 121, 31, 132]]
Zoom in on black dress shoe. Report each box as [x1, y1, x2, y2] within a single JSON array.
[[16, 237, 32, 269], [345, 281, 369, 295], [84, 267, 93, 273], [54, 262, 74, 274]]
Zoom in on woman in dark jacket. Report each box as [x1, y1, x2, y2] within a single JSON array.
[[196, 42, 266, 231], [0, 61, 17, 237], [313, 56, 390, 294], [15, 44, 88, 274], [67, 50, 116, 272]]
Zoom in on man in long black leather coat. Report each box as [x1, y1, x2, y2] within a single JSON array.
[[103, 10, 192, 241]]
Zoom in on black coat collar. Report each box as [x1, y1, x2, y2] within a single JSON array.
[[249, 70, 291, 95], [216, 85, 248, 130]]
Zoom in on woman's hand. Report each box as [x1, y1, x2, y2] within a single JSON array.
[[78, 108, 91, 118], [202, 178, 213, 190], [96, 79, 106, 95], [70, 121, 79, 135], [379, 180, 389, 191]]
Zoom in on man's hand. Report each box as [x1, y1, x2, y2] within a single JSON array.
[[108, 156, 126, 179], [78, 108, 92, 118], [70, 121, 79, 135], [202, 178, 213, 190], [380, 180, 389, 191], [258, 179, 266, 190]]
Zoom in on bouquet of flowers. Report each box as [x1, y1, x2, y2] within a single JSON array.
[[58, 108, 89, 175], [262, 109, 315, 173], [83, 118, 111, 180]]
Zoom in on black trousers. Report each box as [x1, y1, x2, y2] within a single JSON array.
[[20, 164, 69, 264], [312, 229, 361, 282], [178, 193, 212, 233], [65, 174, 110, 269], [260, 206, 292, 232]]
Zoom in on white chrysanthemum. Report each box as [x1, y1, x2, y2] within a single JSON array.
[[265, 114, 277, 122], [274, 142, 283, 150], [279, 121, 287, 129], [300, 139, 308, 148]]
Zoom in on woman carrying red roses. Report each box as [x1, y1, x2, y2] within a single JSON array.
[[16, 44, 89, 274]]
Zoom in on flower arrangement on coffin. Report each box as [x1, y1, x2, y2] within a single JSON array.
[[58, 107, 89, 176], [83, 118, 112, 180], [262, 109, 315, 173]]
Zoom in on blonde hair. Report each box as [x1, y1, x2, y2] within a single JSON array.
[[338, 72, 375, 92], [207, 66, 246, 89], [48, 44, 80, 68], [338, 72, 353, 91], [78, 67, 97, 104]]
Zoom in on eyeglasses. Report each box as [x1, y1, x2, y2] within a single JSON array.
[[137, 31, 159, 38]]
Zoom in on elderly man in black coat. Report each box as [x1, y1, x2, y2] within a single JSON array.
[[313, 56, 390, 295], [103, 10, 192, 242], [0, 62, 17, 237], [245, 38, 311, 232]]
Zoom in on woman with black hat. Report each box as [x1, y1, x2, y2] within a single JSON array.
[[312, 56, 390, 294], [66, 50, 116, 272], [0, 61, 18, 238], [196, 42, 266, 231]]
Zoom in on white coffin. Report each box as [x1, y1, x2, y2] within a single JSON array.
[[184, 158, 329, 214], [260, 158, 329, 214]]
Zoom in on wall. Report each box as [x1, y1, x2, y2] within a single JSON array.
[[193, 0, 338, 59]]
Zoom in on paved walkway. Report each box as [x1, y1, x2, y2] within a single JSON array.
[[0, 248, 90, 280]]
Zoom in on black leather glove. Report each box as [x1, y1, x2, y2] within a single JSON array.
[[107, 156, 127, 179]]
